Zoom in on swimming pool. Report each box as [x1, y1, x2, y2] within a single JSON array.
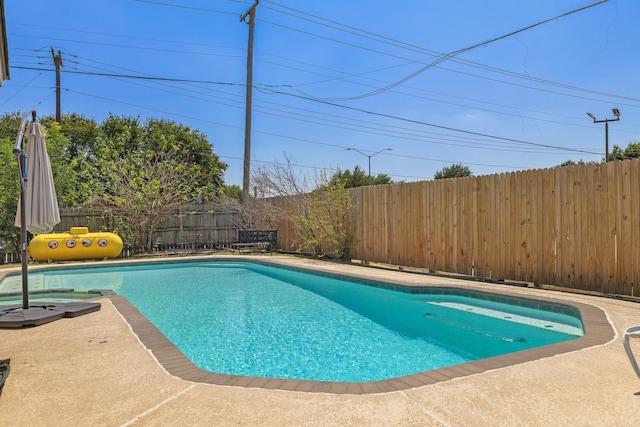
[[0, 259, 585, 383]]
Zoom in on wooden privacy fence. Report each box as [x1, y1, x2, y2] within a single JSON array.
[[54, 203, 240, 249], [267, 160, 640, 297]]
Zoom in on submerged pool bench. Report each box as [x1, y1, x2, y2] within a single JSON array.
[[231, 229, 277, 254]]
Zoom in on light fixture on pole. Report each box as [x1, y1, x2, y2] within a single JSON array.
[[346, 147, 393, 185], [586, 108, 620, 162]]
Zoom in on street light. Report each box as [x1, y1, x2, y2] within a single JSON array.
[[586, 108, 620, 162], [346, 147, 393, 185]]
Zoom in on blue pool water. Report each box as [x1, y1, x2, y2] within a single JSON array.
[[0, 261, 584, 382]]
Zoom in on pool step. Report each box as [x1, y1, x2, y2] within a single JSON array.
[[428, 301, 584, 336]]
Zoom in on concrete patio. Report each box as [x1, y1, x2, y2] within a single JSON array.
[[1, 256, 639, 426]]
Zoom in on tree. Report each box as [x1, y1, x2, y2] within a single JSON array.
[[0, 112, 21, 140], [434, 163, 472, 180], [220, 184, 243, 204], [608, 142, 640, 161], [297, 170, 353, 258], [41, 120, 98, 207], [328, 165, 393, 188], [559, 159, 589, 167], [94, 150, 198, 251], [249, 154, 354, 258], [42, 113, 100, 160], [244, 153, 310, 230], [92, 116, 228, 251], [560, 141, 640, 165], [0, 112, 229, 253], [142, 118, 226, 194], [44, 114, 101, 206], [0, 115, 21, 251]]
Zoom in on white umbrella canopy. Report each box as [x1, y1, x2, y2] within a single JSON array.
[[14, 122, 60, 234]]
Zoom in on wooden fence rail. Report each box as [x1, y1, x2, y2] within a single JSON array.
[[54, 203, 241, 249], [265, 160, 640, 297], [0, 204, 246, 264], [0, 203, 237, 254]]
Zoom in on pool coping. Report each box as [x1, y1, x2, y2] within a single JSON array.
[[91, 257, 616, 395]]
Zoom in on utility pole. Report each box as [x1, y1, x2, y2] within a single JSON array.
[[240, 1, 259, 204], [51, 48, 63, 122]]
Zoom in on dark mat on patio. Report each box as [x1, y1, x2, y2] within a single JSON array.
[[0, 358, 9, 398], [0, 302, 101, 329]]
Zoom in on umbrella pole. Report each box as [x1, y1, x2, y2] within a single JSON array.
[[18, 175, 28, 310], [13, 109, 35, 310]]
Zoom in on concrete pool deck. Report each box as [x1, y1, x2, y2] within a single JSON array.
[[1, 255, 639, 425]]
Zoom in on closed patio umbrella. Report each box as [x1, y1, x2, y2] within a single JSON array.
[[13, 110, 60, 309], [14, 120, 60, 234]]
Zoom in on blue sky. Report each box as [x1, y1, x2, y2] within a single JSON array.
[[3, 0, 639, 187]]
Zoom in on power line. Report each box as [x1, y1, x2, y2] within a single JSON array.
[[261, 0, 613, 102], [51, 54, 587, 141], [8, 2, 634, 108], [5, 2, 623, 171], [218, 155, 433, 181], [16, 48, 572, 155], [438, 65, 640, 107], [8, 33, 245, 58], [271, 1, 610, 101], [257, 87, 601, 155], [9, 61, 602, 156], [8, 21, 244, 51], [0, 71, 48, 108], [11, 4, 622, 108], [10, 66, 245, 85], [53, 57, 576, 154], [65, 87, 531, 170], [8, 32, 617, 157], [133, 0, 238, 15], [253, 54, 640, 134], [57, 46, 624, 152], [245, 49, 640, 135], [5, 60, 580, 176]]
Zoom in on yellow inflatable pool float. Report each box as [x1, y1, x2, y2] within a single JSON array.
[[28, 227, 123, 262]]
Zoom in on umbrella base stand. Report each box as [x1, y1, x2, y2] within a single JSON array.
[[0, 302, 101, 328]]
